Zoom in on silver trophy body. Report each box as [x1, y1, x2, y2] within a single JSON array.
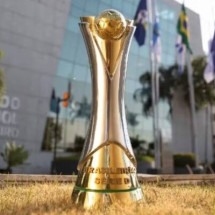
[[71, 10, 143, 209]]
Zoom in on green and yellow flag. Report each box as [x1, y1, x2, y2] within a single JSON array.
[[177, 4, 192, 54]]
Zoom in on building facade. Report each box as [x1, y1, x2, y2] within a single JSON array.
[[0, 0, 210, 173]]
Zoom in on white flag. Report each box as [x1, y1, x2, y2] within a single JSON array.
[[176, 35, 186, 74], [204, 35, 215, 83], [152, 18, 161, 64], [204, 53, 215, 83]]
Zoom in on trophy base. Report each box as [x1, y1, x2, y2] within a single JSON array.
[[71, 186, 143, 209]]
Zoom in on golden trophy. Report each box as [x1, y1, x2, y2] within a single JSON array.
[[71, 9, 143, 209]]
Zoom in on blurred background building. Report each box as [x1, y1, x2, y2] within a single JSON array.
[[0, 0, 212, 173]]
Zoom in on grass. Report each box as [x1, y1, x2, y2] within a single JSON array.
[[0, 183, 215, 215]]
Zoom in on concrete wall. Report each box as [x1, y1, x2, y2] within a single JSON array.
[[168, 1, 214, 163], [159, 0, 214, 163], [0, 0, 71, 173], [172, 90, 213, 163]]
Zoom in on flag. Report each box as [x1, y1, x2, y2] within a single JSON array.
[[175, 4, 192, 73], [152, 17, 161, 63], [63, 81, 72, 108], [175, 35, 186, 74], [50, 89, 59, 113], [204, 31, 215, 83], [177, 4, 192, 54], [134, 0, 147, 46], [63, 92, 69, 108]]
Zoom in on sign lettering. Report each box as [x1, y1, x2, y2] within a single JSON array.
[[0, 95, 21, 138]]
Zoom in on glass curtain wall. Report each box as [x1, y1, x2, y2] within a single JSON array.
[[42, 0, 178, 152]]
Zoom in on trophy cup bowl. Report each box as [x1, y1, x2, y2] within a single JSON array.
[[71, 9, 143, 209]]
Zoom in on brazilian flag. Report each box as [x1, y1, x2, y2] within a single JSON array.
[[177, 4, 192, 54]]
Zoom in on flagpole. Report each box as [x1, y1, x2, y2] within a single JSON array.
[[51, 83, 71, 174], [51, 97, 60, 174], [154, 0, 161, 170], [204, 105, 210, 165], [187, 53, 198, 167], [209, 103, 214, 165], [155, 55, 161, 168], [148, 0, 160, 170]]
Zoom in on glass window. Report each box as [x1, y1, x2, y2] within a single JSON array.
[[86, 68, 91, 84], [84, 83, 92, 103], [143, 117, 153, 131], [160, 119, 172, 129], [61, 31, 79, 62], [130, 40, 139, 54], [72, 0, 86, 10], [98, 2, 110, 13], [75, 39, 88, 65], [57, 60, 73, 78], [128, 54, 138, 76], [125, 79, 141, 94], [136, 57, 150, 73], [125, 92, 143, 115], [112, 0, 122, 10], [68, 16, 79, 33], [53, 76, 70, 98], [73, 64, 87, 82], [159, 101, 170, 118], [139, 45, 150, 58], [167, 54, 175, 66], [50, 0, 175, 151], [66, 16, 74, 32], [122, 1, 133, 18], [85, 0, 99, 14], [71, 81, 87, 102], [69, 5, 83, 18], [142, 130, 153, 142]]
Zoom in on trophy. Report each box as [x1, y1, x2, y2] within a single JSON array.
[[71, 9, 143, 209]]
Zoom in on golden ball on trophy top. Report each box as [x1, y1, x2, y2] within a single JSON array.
[[95, 9, 127, 40]]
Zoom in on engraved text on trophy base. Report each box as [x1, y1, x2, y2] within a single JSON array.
[[94, 177, 130, 185], [83, 167, 136, 174]]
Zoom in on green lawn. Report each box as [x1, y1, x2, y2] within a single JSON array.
[[0, 183, 215, 215]]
